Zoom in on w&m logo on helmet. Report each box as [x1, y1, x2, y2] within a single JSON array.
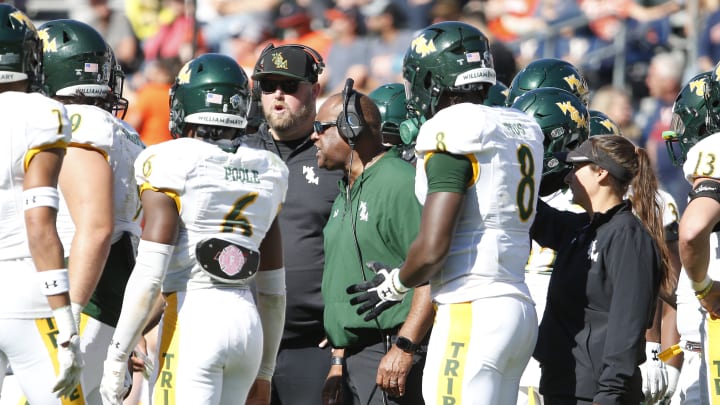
[[9, 11, 34, 32], [563, 74, 588, 98], [410, 35, 436, 57], [689, 78, 706, 97], [556, 101, 587, 128], [177, 63, 192, 85], [37, 29, 57, 53]]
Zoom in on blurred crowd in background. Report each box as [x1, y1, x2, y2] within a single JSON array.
[[9, 0, 718, 212]]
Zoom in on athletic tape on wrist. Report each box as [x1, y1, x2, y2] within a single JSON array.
[[37, 269, 69, 295], [23, 186, 59, 211], [53, 305, 78, 344], [691, 274, 712, 293], [392, 269, 409, 293]]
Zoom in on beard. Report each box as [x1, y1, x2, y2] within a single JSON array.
[[265, 99, 315, 133]]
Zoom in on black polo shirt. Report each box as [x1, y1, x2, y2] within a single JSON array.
[[245, 125, 343, 346]]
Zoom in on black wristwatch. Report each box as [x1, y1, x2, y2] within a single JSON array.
[[395, 336, 419, 354]]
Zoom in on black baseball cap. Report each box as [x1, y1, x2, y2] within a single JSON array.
[[556, 138, 633, 182], [252, 45, 322, 83]]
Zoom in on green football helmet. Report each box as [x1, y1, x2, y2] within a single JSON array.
[[505, 58, 589, 107], [39, 19, 114, 102], [664, 71, 713, 166], [484, 80, 509, 107], [0, 5, 42, 90], [369, 83, 408, 145], [169, 53, 251, 147], [511, 87, 589, 196], [401, 21, 495, 142], [589, 110, 622, 136]]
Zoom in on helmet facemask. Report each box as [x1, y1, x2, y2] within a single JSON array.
[[664, 71, 713, 166]]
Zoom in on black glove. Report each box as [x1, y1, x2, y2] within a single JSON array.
[[347, 261, 409, 321]]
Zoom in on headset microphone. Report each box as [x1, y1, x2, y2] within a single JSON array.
[[337, 78, 366, 146]]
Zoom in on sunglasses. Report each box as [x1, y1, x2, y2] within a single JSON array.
[[259, 79, 304, 94], [313, 121, 337, 134]]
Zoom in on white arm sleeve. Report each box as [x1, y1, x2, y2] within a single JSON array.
[[255, 268, 286, 380], [106, 240, 174, 362]]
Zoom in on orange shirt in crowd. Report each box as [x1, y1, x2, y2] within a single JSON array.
[[126, 82, 173, 146]]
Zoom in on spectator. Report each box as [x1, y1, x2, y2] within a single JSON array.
[[73, 0, 143, 76], [589, 85, 643, 144], [273, 1, 332, 58], [142, 0, 206, 63], [697, 6, 720, 72], [247, 44, 344, 405], [125, 57, 181, 146], [363, 0, 416, 90], [200, 0, 279, 55], [314, 85, 432, 405], [636, 51, 690, 212], [318, 6, 371, 96]]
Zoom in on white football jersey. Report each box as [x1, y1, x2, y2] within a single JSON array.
[[0, 92, 71, 261], [0, 91, 71, 318], [683, 133, 720, 183], [134, 137, 289, 292], [677, 134, 720, 342], [55, 105, 145, 251], [414, 103, 544, 303]]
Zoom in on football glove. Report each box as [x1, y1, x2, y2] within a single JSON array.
[[639, 341, 668, 404], [663, 364, 680, 402], [347, 262, 409, 321], [100, 358, 132, 405], [52, 334, 83, 398]]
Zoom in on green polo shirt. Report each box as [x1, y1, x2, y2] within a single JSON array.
[[322, 148, 423, 348]]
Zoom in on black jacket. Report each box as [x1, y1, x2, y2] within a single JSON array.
[[245, 125, 343, 346], [531, 200, 662, 405]]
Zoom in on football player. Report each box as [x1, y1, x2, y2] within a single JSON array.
[[512, 87, 589, 405], [0, 5, 81, 404], [505, 58, 590, 107], [483, 80, 510, 107], [663, 69, 720, 404], [38, 19, 146, 405], [589, 110, 622, 136], [368, 83, 415, 163], [100, 53, 289, 405], [348, 21, 544, 404]]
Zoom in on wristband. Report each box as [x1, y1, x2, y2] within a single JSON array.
[[691, 274, 712, 292], [331, 356, 344, 366], [37, 269, 69, 296], [391, 269, 410, 293]]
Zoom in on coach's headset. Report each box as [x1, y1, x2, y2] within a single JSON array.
[[337, 78, 367, 147]]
